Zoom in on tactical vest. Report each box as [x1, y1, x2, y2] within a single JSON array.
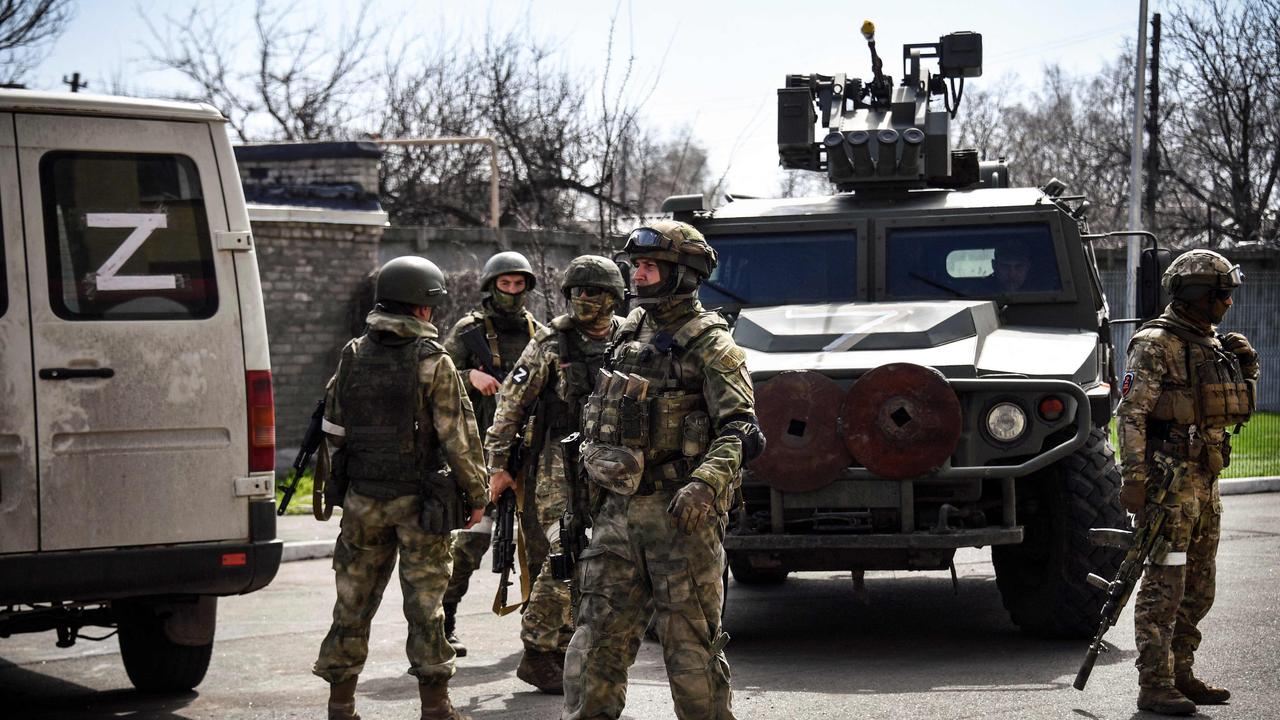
[[1133, 318, 1255, 430], [337, 332, 446, 498], [538, 315, 616, 438], [582, 310, 724, 469]]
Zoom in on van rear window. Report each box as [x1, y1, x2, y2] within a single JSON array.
[[40, 152, 218, 320]]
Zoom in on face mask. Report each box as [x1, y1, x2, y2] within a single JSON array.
[[491, 288, 526, 314], [570, 289, 617, 328]]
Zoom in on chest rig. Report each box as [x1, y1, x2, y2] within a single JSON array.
[[1138, 319, 1255, 431], [540, 316, 614, 438], [337, 333, 446, 497], [582, 310, 724, 475]]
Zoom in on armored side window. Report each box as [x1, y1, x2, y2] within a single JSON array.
[[39, 152, 218, 321]]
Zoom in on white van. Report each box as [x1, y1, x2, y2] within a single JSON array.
[[0, 90, 281, 691]]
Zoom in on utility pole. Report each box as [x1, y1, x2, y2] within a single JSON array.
[[62, 72, 87, 93], [1144, 14, 1162, 233], [1126, 0, 1149, 320]]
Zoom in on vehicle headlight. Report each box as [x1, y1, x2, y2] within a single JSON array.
[[985, 402, 1027, 442]]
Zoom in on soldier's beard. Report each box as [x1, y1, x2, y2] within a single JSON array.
[[571, 294, 617, 333], [490, 289, 526, 314]]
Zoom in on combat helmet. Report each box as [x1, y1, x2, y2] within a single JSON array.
[[376, 255, 448, 307], [1162, 249, 1243, 301], [481, 251, 537, 291], [561, 255, 626, 301], [622, 220, 718, 279], [622, 220, 719, 303]]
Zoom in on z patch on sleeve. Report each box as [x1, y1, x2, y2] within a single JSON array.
[[511, 365, 530, 384], [1121, 370, 1135, 397]]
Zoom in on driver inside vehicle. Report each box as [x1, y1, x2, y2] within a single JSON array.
[[990, 243, 1032, 293]]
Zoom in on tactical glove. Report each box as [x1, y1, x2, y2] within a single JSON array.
[[1221, 332, 1259, 379], [668, 481, 716, 535], [1119, 479, 1146, 514]]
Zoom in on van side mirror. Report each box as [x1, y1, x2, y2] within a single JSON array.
[[1137, 246, 1172, 321]]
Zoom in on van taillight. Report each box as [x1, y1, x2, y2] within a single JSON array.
[[247, 370, 276, 472]]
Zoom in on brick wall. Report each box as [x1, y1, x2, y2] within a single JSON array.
[[251, 217, 383, 463]]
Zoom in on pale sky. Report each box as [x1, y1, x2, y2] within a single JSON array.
[[31, 0, 1152, 196]]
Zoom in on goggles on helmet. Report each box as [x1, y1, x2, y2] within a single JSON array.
[[626, 227, 671, 251], [1223, 265, 1244, 287]]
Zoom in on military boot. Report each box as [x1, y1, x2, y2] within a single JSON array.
[[327, 676, 360, 720], [443, 602, 466, 658], [1137, 684, 1197, 715], [516, 648, 565, 694], [419, 680, 468, 720], [1176, 669, 1231, 704]]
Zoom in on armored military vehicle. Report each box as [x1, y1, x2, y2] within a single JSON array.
[[666, 24, 1159, 637]]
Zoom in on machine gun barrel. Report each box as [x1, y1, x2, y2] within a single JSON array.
[[277, 398, 326, 516]]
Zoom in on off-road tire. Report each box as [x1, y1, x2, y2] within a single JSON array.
[[992, 427, 1126, 638], [727, 552, 789, 586], [118, 605, 213, 692]]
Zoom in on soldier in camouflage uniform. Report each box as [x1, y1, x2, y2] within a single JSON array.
[[314, 256, 489, 720], [441, 251, 545, 655], [1116, 249, 1259, 716], [486, 255, 627, 694], [561, 221, 765, 720]]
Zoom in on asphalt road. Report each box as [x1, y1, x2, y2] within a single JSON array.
[[3, 494, 1278, 720]]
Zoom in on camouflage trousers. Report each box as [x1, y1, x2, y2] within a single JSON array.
[[523, 444, 573, 653], [1134, 461, 1222, 688], [562, 489, 734, 720], [314, 488, 455, 685]]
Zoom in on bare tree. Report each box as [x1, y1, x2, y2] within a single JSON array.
[[1161, 0, 1280, 246], [617, 123, 712, 213], [0, 0, 74, 84], [145, 0, 378, 141]]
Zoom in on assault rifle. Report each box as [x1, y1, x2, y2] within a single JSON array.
[[491, 409, 546, 613], [550, 432, 588, 583], [278, 398, 326, 516], [491, 487, 517, 605], [1074, 454, 1182, 690]]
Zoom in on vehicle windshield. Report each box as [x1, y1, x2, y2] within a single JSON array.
[[701, 229, 857, 307], [884, 222, 1062, 300]]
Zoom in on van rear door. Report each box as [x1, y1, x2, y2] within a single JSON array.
[[16, 113, 249, 551], [0, 111, 39, 555]]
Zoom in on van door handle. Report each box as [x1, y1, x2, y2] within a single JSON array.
[[39, 368, 115, 380]]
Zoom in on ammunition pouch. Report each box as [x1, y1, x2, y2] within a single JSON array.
[[420, 470, 467, 535], [581, 441, 645, 496], [619, 397, 650, 447], [1200, 378, 1254, 428]]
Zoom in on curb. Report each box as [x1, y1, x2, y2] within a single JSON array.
[[1220, 476, 1280, 495], [276, 477, 1280, 563], [281, 540, 334, 563]]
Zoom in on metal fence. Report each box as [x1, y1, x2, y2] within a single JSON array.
[[1100, 271, 1278, 478]]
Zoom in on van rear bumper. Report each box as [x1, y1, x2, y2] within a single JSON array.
[[0, 540, 283, 605]]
